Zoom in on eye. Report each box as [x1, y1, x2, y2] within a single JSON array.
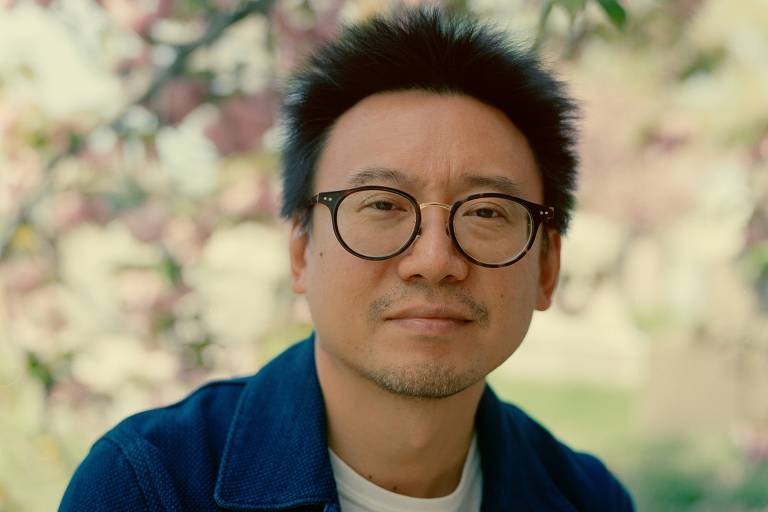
[[470, 208, 500, 218], [367, 200, 399, 211], [356, 193, 410, 213], [465, 205, 506, 219]]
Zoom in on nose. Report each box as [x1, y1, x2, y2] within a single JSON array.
[[396, 205, 469, 284]]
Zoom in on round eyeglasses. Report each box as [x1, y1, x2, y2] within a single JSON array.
[[307, 186, 555, 268]]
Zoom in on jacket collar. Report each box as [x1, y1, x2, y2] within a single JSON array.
[[215, 333, 338, 510], [476, 386, 560, 511], [214, 333, 563, 511]]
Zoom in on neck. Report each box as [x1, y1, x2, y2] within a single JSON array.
[[315, 341, 484, 498]]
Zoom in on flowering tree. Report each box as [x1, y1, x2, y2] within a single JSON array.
[[0, 0, 766, 510]]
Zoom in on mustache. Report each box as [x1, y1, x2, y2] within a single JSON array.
[[368, 283, 490, 327]]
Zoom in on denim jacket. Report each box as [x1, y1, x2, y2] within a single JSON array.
[[60, 333, 634, 511]]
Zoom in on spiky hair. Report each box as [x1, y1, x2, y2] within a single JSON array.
[[280, 6, 579, 234]]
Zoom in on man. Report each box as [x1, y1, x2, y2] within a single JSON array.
[[61, 6, 634, 511]]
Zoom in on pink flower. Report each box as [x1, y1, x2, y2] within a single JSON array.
[[49, 192, 110, 235], [270, 0, 345, 72], [162, 217, 211, 266], [218, 176, 277, 219], [0, 257, 52, 294], [102, 0, 175, 35], [121, 200, 169, 243], [205, 92, 275, 155], [154, 78, 208, 126]]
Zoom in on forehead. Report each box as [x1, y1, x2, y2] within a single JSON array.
[[314, 90, 542, 200]]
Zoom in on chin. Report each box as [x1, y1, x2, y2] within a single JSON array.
[[363, 361, 483, 400]]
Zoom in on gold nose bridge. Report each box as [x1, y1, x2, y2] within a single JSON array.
[[418, 202, 451, 211], [415, 202, 452, 239]]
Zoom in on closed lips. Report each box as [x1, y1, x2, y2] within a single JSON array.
[[386, 307, 472, 322]]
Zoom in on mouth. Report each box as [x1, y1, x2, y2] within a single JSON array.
[[385, 306, 473, 335]]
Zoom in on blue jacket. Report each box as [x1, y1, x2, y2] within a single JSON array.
[[60, 334, 634, 511]]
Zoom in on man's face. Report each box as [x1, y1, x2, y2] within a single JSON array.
[[290, 90, 561, 399]]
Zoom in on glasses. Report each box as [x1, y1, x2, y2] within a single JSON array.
[[307, 186, 555, 268]]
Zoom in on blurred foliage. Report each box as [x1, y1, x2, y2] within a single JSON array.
[[1, 0, 767, 510], [490, 375, 768, 512]]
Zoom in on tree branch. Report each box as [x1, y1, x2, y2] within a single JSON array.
[[0, 0, 275, 259]]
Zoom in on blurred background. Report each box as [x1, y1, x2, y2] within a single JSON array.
[[0, 0, 766, 510]]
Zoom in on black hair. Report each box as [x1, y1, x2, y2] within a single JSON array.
[[280, 5, 579, 234]]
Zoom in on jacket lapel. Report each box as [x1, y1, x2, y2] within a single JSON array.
[[476, 386, 577, 511], [214, 334, 338, 510]]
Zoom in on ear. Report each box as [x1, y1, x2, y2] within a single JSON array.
[[289, 217, 310, 294], [535, 229, 561, 311]]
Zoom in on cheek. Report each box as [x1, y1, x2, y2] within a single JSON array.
[[495, 288, 534, 331], [487, 282, 536, 365], [489, 263, 540, 328], [305, 243, 385, 324]]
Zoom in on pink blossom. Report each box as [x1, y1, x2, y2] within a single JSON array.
[[121, 200, 169, 243], [20, 283, 66, 334], [271, 0, 343, 73], [0, 257, 52, 294], [751, 132, 768, 165], [162, 217, 211, 266], [154, 78, 208, 126], [205, 93, 274, 155], [102, 0, 175, 35], [114, 46, 153, 77], [116, 268, 166, 312], [218, 176, 276, 219], [743, 422, 768, 463], [49, 192, 110, 235]]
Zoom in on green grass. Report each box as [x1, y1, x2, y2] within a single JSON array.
[[487, 375, 768, 511]]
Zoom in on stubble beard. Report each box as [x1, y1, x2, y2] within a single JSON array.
[[357, 356, 485, 400], [359, 286, 491, 399]]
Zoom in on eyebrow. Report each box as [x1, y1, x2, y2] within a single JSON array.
[[461, 174, 523, 197], [347, 167, 421, 188], [346, 167, 524, 197]]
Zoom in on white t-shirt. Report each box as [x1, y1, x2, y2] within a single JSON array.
[[328, 435, 482, 512]]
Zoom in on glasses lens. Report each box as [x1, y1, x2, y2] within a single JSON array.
[[453, 197, 533, 265], [336, 189, 417, 258]]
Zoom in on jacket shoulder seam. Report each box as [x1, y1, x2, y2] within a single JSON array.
[[103, 426, 182, 512], [98, 435, 153, 511]]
